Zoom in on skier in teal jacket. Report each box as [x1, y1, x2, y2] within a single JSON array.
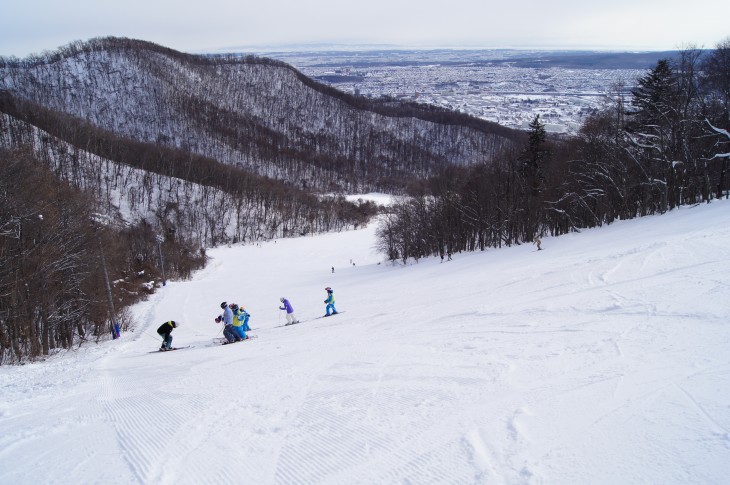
[[324, 287, 338, 317]]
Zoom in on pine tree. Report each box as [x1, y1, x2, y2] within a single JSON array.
[[702, 37, 730, 127], [626, 59, 683, 212], [629, 59, 678, 130], [521, 115, 549, 193]]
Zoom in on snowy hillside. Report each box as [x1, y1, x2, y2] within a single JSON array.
[[1, 200, 729, 484], [0, 38, 518, 193], [0, 113, 362, 245]]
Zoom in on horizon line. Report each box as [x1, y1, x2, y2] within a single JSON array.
[[201, 42, 684, 55]]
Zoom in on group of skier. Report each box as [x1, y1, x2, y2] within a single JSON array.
[[156, 287, 338, 350], [214, 301, 252, 344], [278, 287, 338, 327]]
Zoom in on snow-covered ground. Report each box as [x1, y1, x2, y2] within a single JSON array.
[[1, 201, 729, 484], [344, 192, 396, 206]]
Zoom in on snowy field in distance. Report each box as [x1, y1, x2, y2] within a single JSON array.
[[1, 200, 729, 484], [344, 192, 395, 206]]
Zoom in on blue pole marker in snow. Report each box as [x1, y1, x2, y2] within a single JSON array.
[[156, 234, 167, 286]]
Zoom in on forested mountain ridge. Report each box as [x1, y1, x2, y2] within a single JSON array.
[[0, 37, 520, 193], [0, 104, 373, 246]]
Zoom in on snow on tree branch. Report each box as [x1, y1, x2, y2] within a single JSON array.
[[705, 119, 730, 160]]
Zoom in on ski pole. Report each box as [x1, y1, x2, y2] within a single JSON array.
[[143, 331, 162, 341]]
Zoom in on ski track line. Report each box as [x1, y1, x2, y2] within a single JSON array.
[[363, 356, 394, 423], [588, 381, 677, 430], [0, 392, 116, 484], [611, 374, 626, 400], [273, 360, 478, 484], [273, 389, 399, 482], [267, 351, 358, 483], [67, 436, 117, 482], [105, 394, 177, 483], [274, 397, 371, 481], [97, 368, 150, 484], [464, 429, 500, 482], [376, 440, 473, 485], [315, 418, 472, 485], [157, 393, 230, 485], [489, 403, 540, 483], [361, 419, 480, 484], [675, 384, 730, 436], [98, 360, 225, 485], [519, 258, 723, 310], [130, 391, 236, 485], [506, 406, 533, 443]]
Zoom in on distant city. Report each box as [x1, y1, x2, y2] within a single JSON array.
[[262, 49, 674, 134]]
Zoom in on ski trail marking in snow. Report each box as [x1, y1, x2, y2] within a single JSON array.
[[465, 429, 497, 479], [506, 406, 533, 443], [610, 338, 623, 357], [96, 354, 238, 485], [676, 384, 730, 436], [272, 355, 472, 483], [611, 374, 626, 399]]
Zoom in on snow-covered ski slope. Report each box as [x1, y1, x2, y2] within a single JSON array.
[[2, 200, 730, 485]]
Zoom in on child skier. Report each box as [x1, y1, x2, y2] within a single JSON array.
[[324, 287, 338, 317], [236, 304, 252, 332], [279, 297, 298, 325], [157, 320, 179, 351], [230, 303, 250, 339]]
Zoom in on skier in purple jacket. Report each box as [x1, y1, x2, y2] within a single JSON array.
[[279, 297, 299, 325]]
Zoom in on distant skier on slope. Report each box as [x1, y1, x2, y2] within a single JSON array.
[[534, 237, 543, 251], [216, 301, 242, 343], [279, 297, 299, 325], [323, 287, 338, 317], [157, 320, 179, 351]]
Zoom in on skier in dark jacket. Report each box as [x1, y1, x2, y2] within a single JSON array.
[[157, 320, 178, 351]]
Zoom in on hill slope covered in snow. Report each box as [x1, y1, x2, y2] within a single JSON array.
[[0, 37, 519, 194], [1, 200, 729, 484]]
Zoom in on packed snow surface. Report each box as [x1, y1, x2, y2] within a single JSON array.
[[1, 201, 730, 484]]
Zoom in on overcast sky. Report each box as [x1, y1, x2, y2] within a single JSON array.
[[2, 0, 728, 57]]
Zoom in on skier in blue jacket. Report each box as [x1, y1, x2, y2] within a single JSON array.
[[324, 287, 338, 317], [239, 306, 252, 332], [279, 297, 298, 325]]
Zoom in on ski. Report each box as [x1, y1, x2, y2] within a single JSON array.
[[274, 321, 304, 328], [149, 345, 190, 354], [217, 335, 258, 345], [275, 311, 345, 328], [314, 310, 345, 320]]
